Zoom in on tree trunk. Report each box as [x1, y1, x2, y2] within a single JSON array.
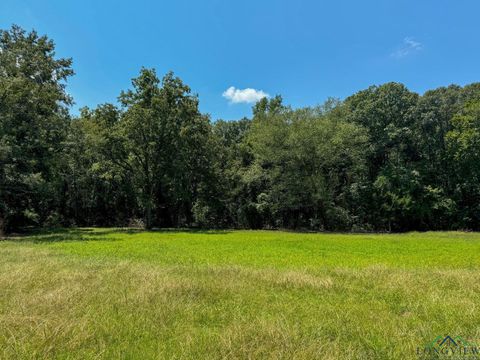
[[0, 214, 5, 238], [145, 201, 152, 230]]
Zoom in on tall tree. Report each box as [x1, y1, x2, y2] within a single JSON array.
[[62, 104, 136, 226], [246, 98, 369, 230], [345, 83, 420, 230], [0, 25, 73, 234], [446, 100, 480, 228], [109, 68, 213, 228]]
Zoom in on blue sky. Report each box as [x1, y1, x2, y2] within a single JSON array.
[[1, 0, 479, 120]]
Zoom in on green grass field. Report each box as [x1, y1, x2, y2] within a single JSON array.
[[1, 229, 480, 359]]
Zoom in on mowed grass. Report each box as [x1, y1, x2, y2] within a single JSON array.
[[1, 229, 480, 359]]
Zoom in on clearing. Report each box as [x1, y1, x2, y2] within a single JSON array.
[[1, 229, 479, 359]]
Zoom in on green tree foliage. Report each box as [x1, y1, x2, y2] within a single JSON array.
[[446, 100, 480, 227], [107, 68, 215, 228], [0, 25, 73, 234], [244, 98, 369, 230], [2, 25, 480, 233], [210, 118, 254, 227], [62, 104, 136, 226]]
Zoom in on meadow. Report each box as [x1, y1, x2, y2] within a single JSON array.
[[1, 229, 480, 359]]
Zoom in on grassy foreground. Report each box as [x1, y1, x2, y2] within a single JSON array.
[[1, 229, 480, 359]]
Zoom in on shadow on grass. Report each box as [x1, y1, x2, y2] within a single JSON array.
[[6, 227, 232, 243], [6, 228, 108, 243], [118, 228, 233, 235]]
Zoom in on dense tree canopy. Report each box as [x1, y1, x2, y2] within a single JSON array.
[[2, 25, 480, 233]]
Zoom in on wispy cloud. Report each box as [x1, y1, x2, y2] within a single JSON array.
[[391, 37, 423, 58], [222, 86, 269, 104]]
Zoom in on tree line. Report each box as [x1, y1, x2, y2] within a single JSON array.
[[2, 25, 480, 234]]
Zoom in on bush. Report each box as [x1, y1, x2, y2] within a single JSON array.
[[192, 201, 217, 228]]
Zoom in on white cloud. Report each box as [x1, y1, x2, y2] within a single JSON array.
[[222, 86, 269, 104], [391, 37, 423, 58]]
